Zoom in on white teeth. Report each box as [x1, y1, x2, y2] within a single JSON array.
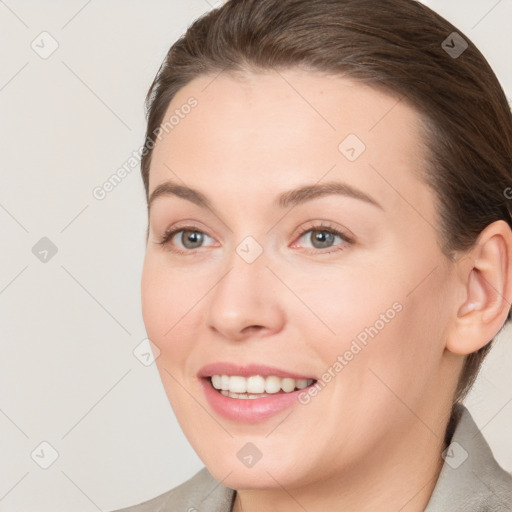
[[296, 379, 308, 389], [210, 374, 315, 395], [229, 376, 246, 393], [247, 375, 266, 393], [265, 376, 281, 394], [211, 375, 222, 390], [220, 390, 268, 399], [221, 375, 230, 391], [281, 378, 296, 393]]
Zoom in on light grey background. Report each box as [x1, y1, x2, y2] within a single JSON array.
[[0, 1, 510, 510]]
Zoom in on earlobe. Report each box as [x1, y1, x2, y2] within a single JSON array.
[[447, 220, 512, 355]]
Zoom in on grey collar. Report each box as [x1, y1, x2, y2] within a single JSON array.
[[425, 403, 512, 511]]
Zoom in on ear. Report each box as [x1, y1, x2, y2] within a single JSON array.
[[447, 220, 512, 355]]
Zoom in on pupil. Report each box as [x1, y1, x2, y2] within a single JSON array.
[[183, 230, 203, 248], [313, 230, 334, 248]]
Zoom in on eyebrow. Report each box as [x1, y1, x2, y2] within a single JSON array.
[[148, 180, 383, 211]]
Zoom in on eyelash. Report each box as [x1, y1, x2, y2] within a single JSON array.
[[156, 221, 354, 256]]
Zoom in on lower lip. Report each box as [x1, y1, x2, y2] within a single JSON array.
[[200, 378, 313, 423]]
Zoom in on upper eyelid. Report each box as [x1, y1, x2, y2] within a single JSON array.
[[160, 223, 352, 250], [162, 222, 346, 239]]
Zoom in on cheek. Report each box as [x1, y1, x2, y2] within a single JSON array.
[[141, 258, 194, 372], [307, 257, 448, 402], [141, 257, 197, 338], [349, 272, 449, 408], [141, 256, 222, 394], [290, 264, 401, 352], [141, 260, 168, 341], [141, 261, 198, 420]]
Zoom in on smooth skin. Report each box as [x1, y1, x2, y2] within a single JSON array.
[[141, 69, 512, 512]]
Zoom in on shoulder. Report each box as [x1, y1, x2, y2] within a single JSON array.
[[426, 404, 512, 512], [110, 467, 236, 512]]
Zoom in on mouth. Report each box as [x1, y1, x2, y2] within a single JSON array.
[[206, 374, 317, 399], [197, 362, 319, 421], [200, 373, 318, 422]]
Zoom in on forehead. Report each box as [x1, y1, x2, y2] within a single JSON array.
[[148, 69, 434, 221]]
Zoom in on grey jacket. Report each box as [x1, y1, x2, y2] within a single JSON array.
[[113, 405, 512, 511]]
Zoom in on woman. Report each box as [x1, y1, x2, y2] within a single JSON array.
[[115, 0, 512, 510]]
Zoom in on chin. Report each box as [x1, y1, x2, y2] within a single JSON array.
[[210, 465, 293, 490], [199, 449, 308, 490]]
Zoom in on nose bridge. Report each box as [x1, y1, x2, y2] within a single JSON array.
[[206, 234, 284, 339]]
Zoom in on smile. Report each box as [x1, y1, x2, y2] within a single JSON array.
[[210, 374, 315, 398]]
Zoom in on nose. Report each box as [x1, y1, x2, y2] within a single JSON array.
[[206, 245, 286, 342]]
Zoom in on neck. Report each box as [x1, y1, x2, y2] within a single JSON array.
[[232, 411, 450, 512]]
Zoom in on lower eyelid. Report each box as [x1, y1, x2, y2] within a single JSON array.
[[159, 225, 352, 254]]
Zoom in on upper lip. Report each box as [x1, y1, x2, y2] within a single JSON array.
[[198, 362, 317, 380]]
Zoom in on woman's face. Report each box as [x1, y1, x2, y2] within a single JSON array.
[[141, 69, 459, 489]]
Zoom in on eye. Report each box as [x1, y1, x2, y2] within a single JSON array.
[[155, 221, 353, 256], [292, 222, 353, 254], [156, 226, 217, 255]]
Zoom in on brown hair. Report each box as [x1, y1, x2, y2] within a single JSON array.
[[140, 0, 512, 403]]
